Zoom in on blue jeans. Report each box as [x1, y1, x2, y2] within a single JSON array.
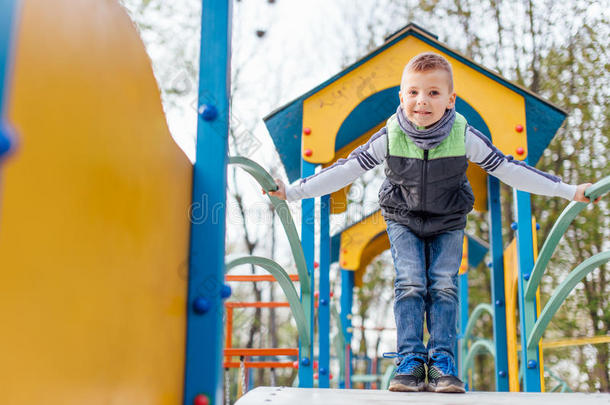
[[385, 219, 463, 363]]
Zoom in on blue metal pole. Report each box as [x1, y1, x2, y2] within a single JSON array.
[[0, 0, 19, 163], [299, 160, 316, 387], [340, 268, 354, 389], [488, 176, 509, 391], [184, 1, 232, 404], [318, 194, 331, 387], [513, 189, 541, 392], [458, 272, 468, 384]]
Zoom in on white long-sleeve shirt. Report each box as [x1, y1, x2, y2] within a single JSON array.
[[286, 126, 576, 202]]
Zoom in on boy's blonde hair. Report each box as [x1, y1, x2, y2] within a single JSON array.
[[403, 52, 454, 91]]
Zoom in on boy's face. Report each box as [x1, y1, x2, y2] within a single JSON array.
[[399, 69, 456, 128]]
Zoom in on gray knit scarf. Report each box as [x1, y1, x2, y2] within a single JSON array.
[[396, 106, 456, 150]]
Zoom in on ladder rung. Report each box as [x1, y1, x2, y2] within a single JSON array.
[[224, 348, 299, 357], [223, 361, 295, 369], [225, 301, 290, 308]]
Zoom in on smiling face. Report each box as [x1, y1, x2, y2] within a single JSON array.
[[399, 69, 456, 128]]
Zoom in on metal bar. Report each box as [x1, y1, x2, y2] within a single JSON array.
[[229, 156, 310, 294], [184, 1, 232, 403], [226, 274, 300, 282], [462, 303, 493, 344], [513, 189, 541, 391], [223, 361, 295, 369], [460, 302, 492, 382], [0, 0, 19, 176], [340, 269, 354, 389], [226, 256, 311, 357], [225, 348, 299, 357], [331, 303, 346, 387], [524, 176, 610, 301], [527, 251, 610, 350], [299, 160, 316, 387], [318, 194, 331, 387], [0, 0, 18, 118], [458, 271, 468, 382], [225, 301, 290, 308], [225, 306, 233, 364], [487, 175, 509, 390], [455, 339, 496, 387], [540, 335, 610, 349]]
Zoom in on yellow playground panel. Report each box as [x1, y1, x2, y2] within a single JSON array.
[[338, 210, 470, 287], [0, 0, 192, 404]]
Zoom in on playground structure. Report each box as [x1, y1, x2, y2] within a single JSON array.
[[0, 1, 608, 405]]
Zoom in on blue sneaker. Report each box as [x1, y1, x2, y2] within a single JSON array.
[[427, 353, 465, 393], [385, 353, 427, 392]]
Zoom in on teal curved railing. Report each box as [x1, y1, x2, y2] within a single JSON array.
[[228, 156, 311, 294], [331, 304, 346, 383], [462, 339, 495, 378], [462, 303, 494, 347], [225, 256, 311, 358], [227, 156, 313, 359], [522, 176, 609, 352], [546, 367, 573, 393], [524, 176, 610, 302], [460, 303, 494, 380], [527, 251, 610, 349]]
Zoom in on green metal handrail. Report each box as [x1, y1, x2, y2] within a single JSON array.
[[331, 304, 346, 382], [462, 303, 494, 344], [227, 156, 314, 360], [546, 367, 573, 393], [521, 175, 609, 352], [460, 303, 494, 379], [225, 256, 311, 358], [462, 339, 495, 378], [524, 176, 610, 301], [228, 156, 311, 296], [380, 364, 396, 390], [526, 251, 610, 350]]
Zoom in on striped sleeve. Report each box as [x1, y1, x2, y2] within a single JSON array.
[[285, 127, 388, 202], [465, 126, 577, 201]]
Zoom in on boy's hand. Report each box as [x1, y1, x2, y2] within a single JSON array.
[[263, 178, 287, 200], [574, 183, 601, 204]]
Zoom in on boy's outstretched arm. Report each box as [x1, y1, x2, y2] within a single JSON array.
[[266, 127, 388, 201], [465, 126, 600, 203]]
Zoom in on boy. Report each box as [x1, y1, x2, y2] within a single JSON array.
[[268, 53, 595, 393]]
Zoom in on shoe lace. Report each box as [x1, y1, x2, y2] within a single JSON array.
[[430, 353, 455, 375], [383, 352, 425, 374]]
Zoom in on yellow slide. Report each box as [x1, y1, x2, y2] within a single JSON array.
[[1, 1, 192, 403]]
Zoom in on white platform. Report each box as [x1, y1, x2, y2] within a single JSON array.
[[235, 387, 610, 405]]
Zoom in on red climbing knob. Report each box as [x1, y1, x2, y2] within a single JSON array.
[[314, 291, 319, 299], [314, 373, 319, 380], [329, 373, 333, 380], [303, 127, 312, 135], [341, 261, 347, 267], [194, 394, 209, 405], [314, 261, 319, 269], [292, 360, 299, 369], [515, 124, 524, 133], [304, 149, 313, 157], [516, 147, 525, 155]]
